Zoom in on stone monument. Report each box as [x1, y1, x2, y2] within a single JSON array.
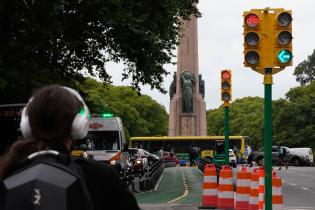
[[168, 14, 207, 136]]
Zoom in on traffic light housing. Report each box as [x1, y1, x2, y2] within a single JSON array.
[[274, 10, 293, 67], [221, 70, 232, 102], [243, 8, 292, 74]]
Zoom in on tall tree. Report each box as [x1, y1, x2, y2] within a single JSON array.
[[207, 97, 264, 149], [0, 0, 200, 102], [75, 78, 168, 139], [274, 82, 315, 149], [293, 49, 315, 86]]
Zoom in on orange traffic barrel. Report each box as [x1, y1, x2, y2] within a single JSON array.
[[272, 171, 284, 210], [235, 166, 251, 210], [199, 164, 218, 209], [249, 168, 260, 210], [217, 165, 234, 210], [258, 167, 265, 210]]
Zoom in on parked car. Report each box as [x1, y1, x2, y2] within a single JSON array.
[[252, 146, 281, 166], [162, 151, 174, 160], [290, 148, 313, 166], [252, 146, 313, 166], [128, 148, 149, 176]]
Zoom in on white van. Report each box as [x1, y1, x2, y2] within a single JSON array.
[[76, 117, 126, 164]]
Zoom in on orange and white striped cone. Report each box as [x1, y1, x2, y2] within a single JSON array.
[[258, 167, 265, 210], [272, 171, 283, 210], [217, 165, 234, 210], [235, 166, 251, 210], [199, 164, 218, 209], [249, 168, 260, 210]]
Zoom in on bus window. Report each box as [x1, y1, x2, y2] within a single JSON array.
[[229, 140, 242, 151]]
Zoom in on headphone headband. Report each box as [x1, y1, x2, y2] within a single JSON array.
[[20, 86, 90, 141]]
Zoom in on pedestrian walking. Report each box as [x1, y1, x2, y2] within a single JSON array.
[[278, 145, 288, 170], [188, 146, 194, 166], [0, 85, 140, 210], [159, 147, 164, 157], [278, 145, 284, 170], [243, 144, 251, 165]]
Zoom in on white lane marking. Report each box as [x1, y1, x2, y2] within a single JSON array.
[[167, 167, 189, 204], [289, 183, 296, 186], [301, 187, 310, 190], [283, 169, 315, 179], [154, 168, 166, 191]]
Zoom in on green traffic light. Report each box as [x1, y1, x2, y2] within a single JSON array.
[[278, 49, 292, 64]]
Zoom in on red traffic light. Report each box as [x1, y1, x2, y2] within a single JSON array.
[[221, 71, 231, 80], [245, 13, 259, 28]]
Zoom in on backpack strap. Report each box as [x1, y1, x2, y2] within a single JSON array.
[[67, 158, 94, 210]]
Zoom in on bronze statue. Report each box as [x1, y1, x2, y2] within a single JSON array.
[[169, 72, 176, 100], [181, 71, 195, 113], [199, 74, 205, 98]]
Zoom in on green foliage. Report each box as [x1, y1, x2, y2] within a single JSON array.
[[293, 49, 315, 86], [0, 0, 200, 103], [207, 83, 315, 150], [207, 97, 264, 149], [75, 78, 168, 139], [274, 82, 315, 149]]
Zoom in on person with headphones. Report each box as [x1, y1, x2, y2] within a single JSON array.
[[0, 85, 140, 210]]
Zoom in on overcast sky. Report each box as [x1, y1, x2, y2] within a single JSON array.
[[105, 0, 315, 113]]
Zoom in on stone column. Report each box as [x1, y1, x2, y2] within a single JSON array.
[[168, 12, 207, 136]]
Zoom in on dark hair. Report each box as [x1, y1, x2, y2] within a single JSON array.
[[0, 85, 81, 177]]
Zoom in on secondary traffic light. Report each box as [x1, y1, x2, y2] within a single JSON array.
[[274, 10, 292, 67], [243, 11, 262, 67], [221, 70, 232, 102]]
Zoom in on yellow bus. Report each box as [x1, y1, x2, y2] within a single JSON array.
[[129, 136, 249, 159]]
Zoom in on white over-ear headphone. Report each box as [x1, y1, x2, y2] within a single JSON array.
[[20, 86, 90, 141]]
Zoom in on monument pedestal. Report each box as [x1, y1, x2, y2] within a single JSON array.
[[180, 114, 195, 136], [169, 94, 206, 136]]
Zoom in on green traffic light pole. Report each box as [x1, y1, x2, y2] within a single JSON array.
[[224, 102, 230, 165], [264, 68, 273, 210]]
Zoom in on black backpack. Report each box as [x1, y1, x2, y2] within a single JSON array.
[[0, 150, 93, 210]]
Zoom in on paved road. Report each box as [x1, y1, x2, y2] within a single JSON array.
[[278, 167, 315, 209], [137, 166, 315, 210]]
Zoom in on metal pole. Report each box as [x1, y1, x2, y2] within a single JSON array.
[[264, 69, 273, 210], [224, 103, 230, 165]]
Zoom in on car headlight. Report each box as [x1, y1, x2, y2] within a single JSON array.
[[110, 160, 116, 165], [136, 160, 141, 164]]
